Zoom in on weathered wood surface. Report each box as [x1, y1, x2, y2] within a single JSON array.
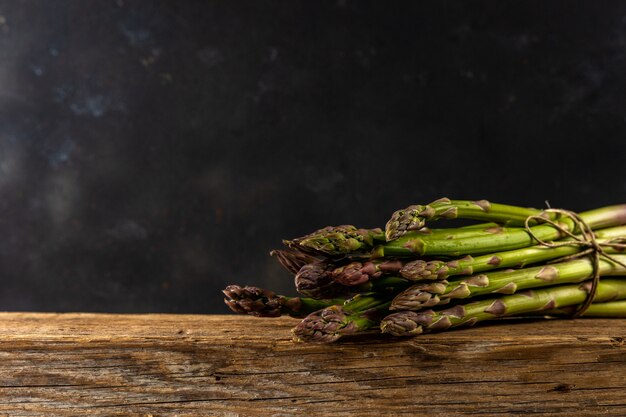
[[0, 313, 624, 416]]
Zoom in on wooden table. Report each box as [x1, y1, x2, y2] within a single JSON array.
[[0, 313, 624, 416]]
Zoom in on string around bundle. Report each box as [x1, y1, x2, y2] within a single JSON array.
[[524, 208, 626, 317]]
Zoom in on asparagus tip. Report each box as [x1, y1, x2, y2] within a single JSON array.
[[270, 248, 319, 274], [389, 282, 447, 311], [294, 261, 343, 298], [332, 261, 372, 286], [223, 284, 293, 317], [400, 259, 449, 281], [380, 311, 425, 336], [292, 225, 381, 255], [385, 204, 437, 241], [292, 305, 355, 343]]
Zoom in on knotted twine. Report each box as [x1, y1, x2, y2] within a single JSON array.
[[524, 208, 626, 317]]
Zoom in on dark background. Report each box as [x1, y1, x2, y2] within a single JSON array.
[[1, 1, 625, 313]]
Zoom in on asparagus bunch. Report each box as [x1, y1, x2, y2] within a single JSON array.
[[223, 199, 626, 343]]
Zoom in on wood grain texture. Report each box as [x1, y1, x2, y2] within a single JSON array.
[[0, 313, 624, 416]]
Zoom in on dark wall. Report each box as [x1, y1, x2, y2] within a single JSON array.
[[1, 1, 625, 313]]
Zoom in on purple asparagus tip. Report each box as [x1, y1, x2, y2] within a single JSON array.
[[295, 261, 347, 298], [270, 248, 321, 274], [380, 311, 427, 336], [292, 305, 356, 343], [223, 284, 300, 317]]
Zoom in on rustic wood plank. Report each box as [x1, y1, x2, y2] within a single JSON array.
[[0, 313, 624, 416]]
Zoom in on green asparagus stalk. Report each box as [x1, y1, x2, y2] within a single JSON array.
[[382, 204, 626, 257], [293, 225, 527, 257], [381, 279, 626, 336], [544, 300, 626, 317], [287, 223, 523, 258], [385, 198, 551, 241], [294, 204, 626, 257], [223, 285, 345, 317], [391, 254, 626, 311], [399, 225, 626, 281]]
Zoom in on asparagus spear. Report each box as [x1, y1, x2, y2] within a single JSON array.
[[292, 292, 392, 343], [223, 285, 345, 317], [391, 254, 626, 311], [381, 279, 626, 336], [385, 198, 552, 241], [399, 225, 626, 281], [225, 270, 412, 318], [383, 204, 626, 257], [291, 205, 626, 257], [293, 225, 525, 257], [270, 248, 322, 274], [295, 261, 344, 298], [285, 225, 385, 256], [331, 259, 404, 286], [287, 223, 517, 257], [544, 300, 626, 317]]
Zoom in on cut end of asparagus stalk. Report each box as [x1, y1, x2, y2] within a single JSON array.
[[223, 285, 301, 318]]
